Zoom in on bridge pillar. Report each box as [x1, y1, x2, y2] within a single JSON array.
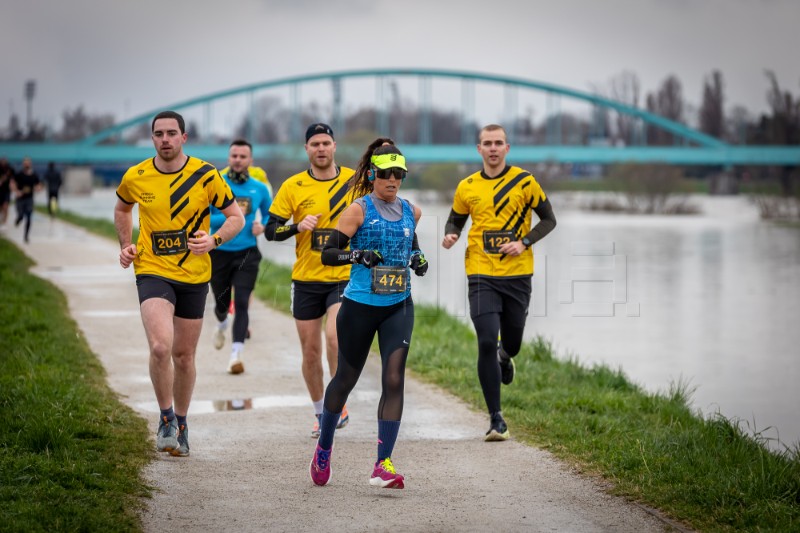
[[63, 166, 94, 195]]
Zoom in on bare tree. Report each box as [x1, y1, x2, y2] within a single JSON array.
[[645, 75, 684, 145], [609, 71, 641, 145], [699, 70, 725, 140]]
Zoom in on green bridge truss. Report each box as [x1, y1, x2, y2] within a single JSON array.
[[2, 68, 798, 166]]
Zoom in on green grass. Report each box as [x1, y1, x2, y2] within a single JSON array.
[[0, 237, 152, 532], [35, 206, 139, 243], [254, 257, 800, 532]]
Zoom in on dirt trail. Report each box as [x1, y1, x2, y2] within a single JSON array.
[[4, 219, 673, 532]]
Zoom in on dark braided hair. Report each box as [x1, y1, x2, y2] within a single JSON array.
[[349, 137, 398, 201]]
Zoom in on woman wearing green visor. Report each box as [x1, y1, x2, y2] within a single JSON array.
[[310, 138, 428, 489]]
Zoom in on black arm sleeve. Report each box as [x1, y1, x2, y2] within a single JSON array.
[[523, 198, 557, 244], [412, 231, 420, 251], [320, 229, 354, 266], [264, 213, 299, 242], [444, 209, 469, 236]]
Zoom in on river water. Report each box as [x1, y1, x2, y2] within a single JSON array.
[[61, 188, 800, 450]]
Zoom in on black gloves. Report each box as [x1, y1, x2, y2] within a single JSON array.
[[409, 252, 428, 277], [351, 249, 384, 268]]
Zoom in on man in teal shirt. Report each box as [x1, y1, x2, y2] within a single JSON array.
[[209, 139, 272, 374]]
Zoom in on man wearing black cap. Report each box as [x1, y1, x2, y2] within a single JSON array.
[[264, 123, 355, 437]]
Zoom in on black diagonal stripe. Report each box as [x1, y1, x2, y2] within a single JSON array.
[[328, 180, 350, 211], [494, 198, 510, 217], [171, 164, 212, 208], [493, 171, 530, 206], [327, 178, 340, 193], [176, 207, 210, 268], [328, 201, 347, 222], [169, 172, 184, 188], [181, 212, 198, 231], [510, 205, 531, 236], [176, 250, 191, 267], [171, 197, 189, 220], [203, 176, 214, 187]]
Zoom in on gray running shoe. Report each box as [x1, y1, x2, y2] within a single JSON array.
[[311, 414, 322, 439], [485, 413, 510, 442], [156, 416, 179, 452], [171, 424, 190, 457], [499, 355, 515, 385]]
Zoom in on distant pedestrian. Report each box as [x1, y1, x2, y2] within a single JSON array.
[[0, 158, 13, 227], [43, 161, 63, 217], [12, 157, 42, 243]]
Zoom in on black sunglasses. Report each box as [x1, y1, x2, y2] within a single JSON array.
[[373, 167, 407, 180]]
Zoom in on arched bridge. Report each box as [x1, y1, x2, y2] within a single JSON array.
[[3, 68, 799, 166]]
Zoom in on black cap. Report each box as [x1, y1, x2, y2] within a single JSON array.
[[305, 123, 334, 142]]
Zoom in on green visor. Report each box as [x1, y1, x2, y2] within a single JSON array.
[[370, 153, 407, 171], [370, 153, 407, 180]]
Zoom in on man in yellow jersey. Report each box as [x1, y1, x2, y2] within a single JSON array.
[[442, 124, 557, 442], [114, 110, 245, 457], [264, 123, 354, 437]]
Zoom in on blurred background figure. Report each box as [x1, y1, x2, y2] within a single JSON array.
[[12, 157, 41, 243], [44, 161, 63, 217]]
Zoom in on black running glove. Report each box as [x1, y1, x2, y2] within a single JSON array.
[[409, 252, 428, 277], [351, 249, 383, 268]]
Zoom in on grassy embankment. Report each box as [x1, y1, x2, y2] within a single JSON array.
[[256, 258, 800, 532], [6, 210, 800, 532], [0, 237, 151, 531]]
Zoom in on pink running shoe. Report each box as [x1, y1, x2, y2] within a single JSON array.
[[369, 458, 405, 489], [310, 444, 332, 486]]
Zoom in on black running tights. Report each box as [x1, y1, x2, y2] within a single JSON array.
[[471, 312, 524, 414], [324, 297, 414, 421]]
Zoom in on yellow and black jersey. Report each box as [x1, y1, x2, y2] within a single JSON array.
[[116, 156, 235, 284], [451, 165, 547, 278], [269, 167, 355, 282]]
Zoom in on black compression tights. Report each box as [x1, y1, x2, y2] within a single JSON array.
[[324, 298, 413, 421], [470, 313, 525, 414], [213, 282, 253, 344]]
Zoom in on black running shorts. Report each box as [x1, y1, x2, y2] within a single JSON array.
[[290, 281, 347, 321], [136, 275, 209, 319], [467, 276, 531, 326]]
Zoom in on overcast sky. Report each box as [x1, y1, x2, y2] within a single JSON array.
[[1, 0, 798, 133]]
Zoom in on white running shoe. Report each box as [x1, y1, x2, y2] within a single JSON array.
[[213, 325, 226, 350], [227, 358, 244, 375]]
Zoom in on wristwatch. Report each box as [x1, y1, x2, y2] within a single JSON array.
[[521, 236, 532, 249], [213, 234, 223, 248]]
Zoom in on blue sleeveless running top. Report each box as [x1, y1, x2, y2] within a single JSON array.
[[344, 194, 416, 306]]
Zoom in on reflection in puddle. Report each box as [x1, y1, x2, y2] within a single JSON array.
[[135, 394, 309, 414], [213, 399, 252, 411]]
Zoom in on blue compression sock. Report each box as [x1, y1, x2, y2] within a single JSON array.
[[160, 406, 175, 421], [377, 419, 401, 462], [317, 408, 340, 451]]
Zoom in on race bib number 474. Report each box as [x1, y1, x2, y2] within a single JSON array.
[[371, 266, 408, 294]]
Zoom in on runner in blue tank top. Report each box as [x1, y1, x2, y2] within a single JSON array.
[[309, 139, 429, 489]]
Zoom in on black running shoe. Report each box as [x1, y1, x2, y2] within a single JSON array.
[[485, 413, 510, 442], [499, 355, 515, 385]]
